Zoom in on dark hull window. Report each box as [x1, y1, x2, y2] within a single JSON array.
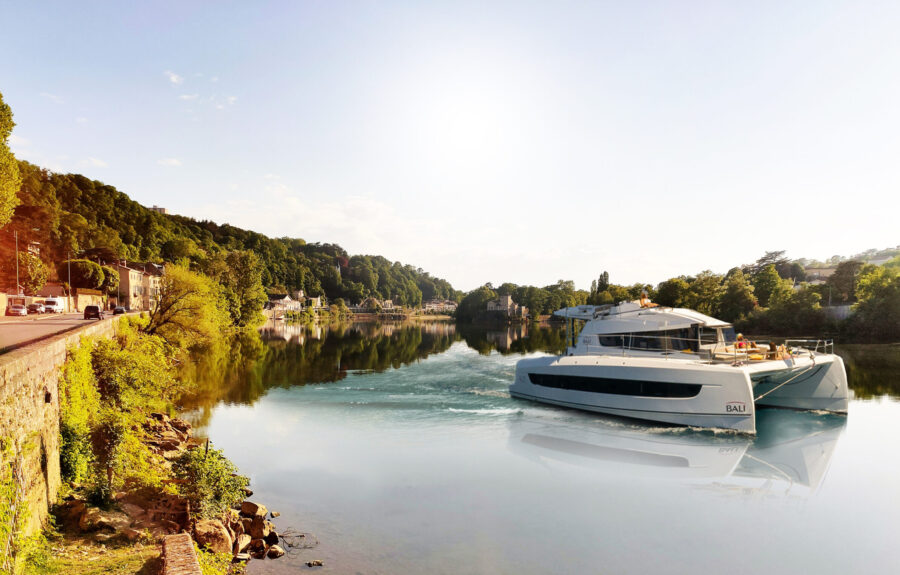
[[528, 373, 702, 398]]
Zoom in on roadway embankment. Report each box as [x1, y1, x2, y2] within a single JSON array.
[[0, 317, 120, 536]]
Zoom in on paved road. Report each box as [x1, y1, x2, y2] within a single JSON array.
[[0, 313, 106, 352]]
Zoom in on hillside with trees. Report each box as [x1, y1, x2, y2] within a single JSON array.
[[0, 159, 457, 306]]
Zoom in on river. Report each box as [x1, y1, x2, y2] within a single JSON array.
[[179, 322, 900, 575]]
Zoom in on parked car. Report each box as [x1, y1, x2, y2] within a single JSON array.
[[27, 303, 45, 314], [113, 306, 126, 315], [5, 304, 27, 316], [83, 305, 103, 320], [43, 298, 65, 313]]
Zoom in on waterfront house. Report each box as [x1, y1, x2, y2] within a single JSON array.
[[486, 294, 528, 318], [423, 299, 458, 313], [268, 293, 303, 312]]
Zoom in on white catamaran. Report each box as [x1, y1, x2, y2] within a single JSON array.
[[511, 300, 849, 434]]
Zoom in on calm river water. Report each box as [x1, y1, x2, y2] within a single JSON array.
[[180, 322, 900, 575]]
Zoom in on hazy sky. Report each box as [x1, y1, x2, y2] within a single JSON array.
[[2, 1, 898, 291]]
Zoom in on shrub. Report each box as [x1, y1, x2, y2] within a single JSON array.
[[195, 542, 245, 575], [58, 338, 100, 484], [173, 446, 248, 520]]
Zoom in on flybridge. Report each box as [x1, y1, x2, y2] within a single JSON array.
[[553, 302, 730, 328]]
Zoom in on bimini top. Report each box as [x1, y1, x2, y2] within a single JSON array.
[[553, 302, 731, 335]]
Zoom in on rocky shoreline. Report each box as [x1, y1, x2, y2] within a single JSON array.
[[53, 412, 305, 568]]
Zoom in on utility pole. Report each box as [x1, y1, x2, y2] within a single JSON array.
[[14, 230, 19, 295], [68, 250, 72, 312]]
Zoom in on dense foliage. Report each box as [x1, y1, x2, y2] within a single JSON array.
[[0, 92, 20, 228], [6, 159, 456, 305], [173, 447, 249, 521], [54, 259, 104, 291], [58, 319, 176, 500], [467, 252, 900, 342], [145, 265, 232, 348]]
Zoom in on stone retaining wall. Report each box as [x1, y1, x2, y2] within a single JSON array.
[[0, 318, 120, 536], [162, 534, 202, 575]]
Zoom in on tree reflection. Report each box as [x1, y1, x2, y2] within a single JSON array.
[[178, 322, 462, 426], [177, 323, 899, 430], [836, 344, 900, 398], [457, 324, 568, 356]]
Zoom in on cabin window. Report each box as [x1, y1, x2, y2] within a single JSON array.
[[597, 328, 698, 352], [598, 335, 627, 347], [528, 373, 702, 398], [701, 329, 721, 345]]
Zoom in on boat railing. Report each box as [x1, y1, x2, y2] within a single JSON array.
[[784, 339, 834, 355], [579, 333, 799, 364]]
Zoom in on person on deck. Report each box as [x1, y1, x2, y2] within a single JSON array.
[[639, 291, 658, 308]]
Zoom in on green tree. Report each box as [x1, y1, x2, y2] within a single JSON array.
[[607, 284, 632, 303], [597, 271, 609, 292], [18, 252, 48, 295], [144, 265, 231, 348], [222, 250, 268, 327], [656, 277, 690, 308], [752, 264, 790, 307], [591, 290, 614, 305], [766, 286, 824, 334], [685, 271, 723, 316], [718, 269, 757, 322], [746, 251, 788, 276], [55, 259, 105, 290], [84, 326, 176, 499], [827, 260, 864, 303], [850, 266, 900, 341], [172, 446, 249, 520], [456, 285, 498, 322], [0, 92, 21, 227], [160, 237, 199, 263], [99, 265, 119, 295]]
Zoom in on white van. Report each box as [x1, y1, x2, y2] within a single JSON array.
[[43, 298, 65, 313]]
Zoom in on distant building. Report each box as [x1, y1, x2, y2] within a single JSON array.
[[423, 299, 458, 313], [140, 263, 163, 311], [267, 293, 302, 312], [486, 294, 528, 318], [805, 267, 837, 285], [112, 262, 146, 310], [867, 255, 894, 266], [150, 205, 168, 214]]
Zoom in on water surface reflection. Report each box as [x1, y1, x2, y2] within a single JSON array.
[[179, 324, 899, 575], [507, 409, 846, 496]]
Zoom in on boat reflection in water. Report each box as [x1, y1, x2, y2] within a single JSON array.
[[507, 409, 846, 495]]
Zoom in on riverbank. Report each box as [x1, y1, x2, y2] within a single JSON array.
[[1, 317, 297, 574]]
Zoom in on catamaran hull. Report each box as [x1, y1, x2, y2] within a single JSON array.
[[512, 356, 757, 433], [750, 355, 849, 413]]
